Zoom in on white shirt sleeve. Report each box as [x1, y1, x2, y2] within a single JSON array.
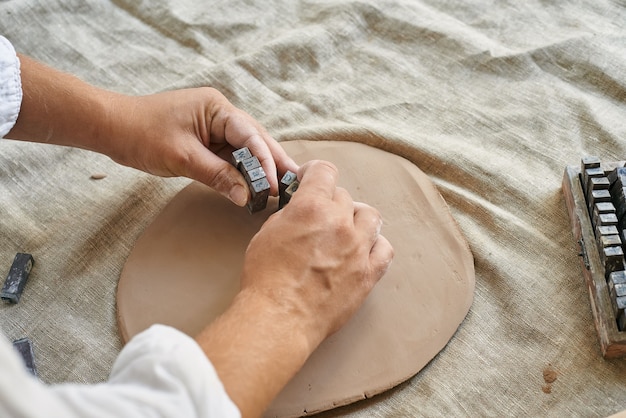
[[0, 35, 22, 138], [0, 325, 241, 418]]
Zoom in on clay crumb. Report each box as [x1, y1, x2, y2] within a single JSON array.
[[90, 173, 107, 180], [543, 365, 557, 384], [542, 364, 558, 394]]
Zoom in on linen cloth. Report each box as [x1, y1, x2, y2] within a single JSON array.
[[0, 1, 625, 417], [0, 324, 239, 417]]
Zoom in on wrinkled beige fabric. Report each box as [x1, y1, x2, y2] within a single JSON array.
[[0, 1, 625, 417]]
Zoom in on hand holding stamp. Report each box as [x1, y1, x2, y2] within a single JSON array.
[[232, 147, 299, 213]]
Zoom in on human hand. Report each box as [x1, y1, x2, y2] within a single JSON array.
[[7, 56, 296, 206], [240, 160, 394, 348], [105, 88, 298, 206], [195, 160, 393, 417]]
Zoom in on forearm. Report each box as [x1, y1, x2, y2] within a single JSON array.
[[5, 54, 297, 202], [195, 289, 317, 418], [7, 54, 119, 153]]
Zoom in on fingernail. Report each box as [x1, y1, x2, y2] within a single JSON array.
[[229, 184, 248, 207]]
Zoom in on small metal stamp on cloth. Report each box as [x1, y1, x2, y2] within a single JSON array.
[[12, 337, 38, 377], [1, 253, 35, 304]]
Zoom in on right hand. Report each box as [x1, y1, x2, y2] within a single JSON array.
[[240, 160, 394, 349]]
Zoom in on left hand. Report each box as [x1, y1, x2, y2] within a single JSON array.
[[105, 87, 298, 206], [8, 55, 297, 207]]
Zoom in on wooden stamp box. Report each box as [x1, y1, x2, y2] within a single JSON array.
[[562, 157, 626, 358]]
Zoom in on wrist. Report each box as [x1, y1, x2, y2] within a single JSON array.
[[93, 92, 137, 161], [235, 287, 321, 356], [8, 54, 122, 152], [243, 285, 328, 354], [195, 287, 317, 418]]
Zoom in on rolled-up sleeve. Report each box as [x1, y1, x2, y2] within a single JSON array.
[[0, 325, 241, 418], [0, 35, 21, 138]]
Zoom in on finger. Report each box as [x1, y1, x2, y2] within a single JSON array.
[[185, 147, 249, 207], [207, 95, 284, 196], [240, 133, 299, 197], [368, 234, 394, 285], [296, 160, 339, 201], [210, 142, 236, 161], [242, 134, 280, 196], [219, 110, 294, 196], [353, 201, 383, 245], [260, 139, 299, 182]]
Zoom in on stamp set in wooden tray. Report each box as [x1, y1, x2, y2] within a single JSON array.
[[563, 157, 626, 358]]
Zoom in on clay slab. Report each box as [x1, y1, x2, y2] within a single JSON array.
[[117, 140, 475, 417]]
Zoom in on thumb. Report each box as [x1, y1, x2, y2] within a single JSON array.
[[186, 149, 249, 207]]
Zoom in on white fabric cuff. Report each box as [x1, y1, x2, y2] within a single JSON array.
[[0, 35, 22, 138], [0, 325, 241, 418], [104, 324, 242, 417]]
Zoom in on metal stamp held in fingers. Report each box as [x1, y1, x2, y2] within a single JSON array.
[[231, 147, 253, 169], [241, 156, 261, 172], [247, 177, 270, 213], [279, 171, 298, 210], [245, 167, 267, 183], [232, 148, 270, 213]]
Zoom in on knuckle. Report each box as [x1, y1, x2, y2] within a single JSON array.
[[291, 197, 326, 219], [303, 160, 338, 176]]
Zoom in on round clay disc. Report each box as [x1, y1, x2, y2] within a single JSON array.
[[117, 140, 475, 417]]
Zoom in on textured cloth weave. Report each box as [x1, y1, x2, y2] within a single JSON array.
[[0, 2, 625, 417]]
